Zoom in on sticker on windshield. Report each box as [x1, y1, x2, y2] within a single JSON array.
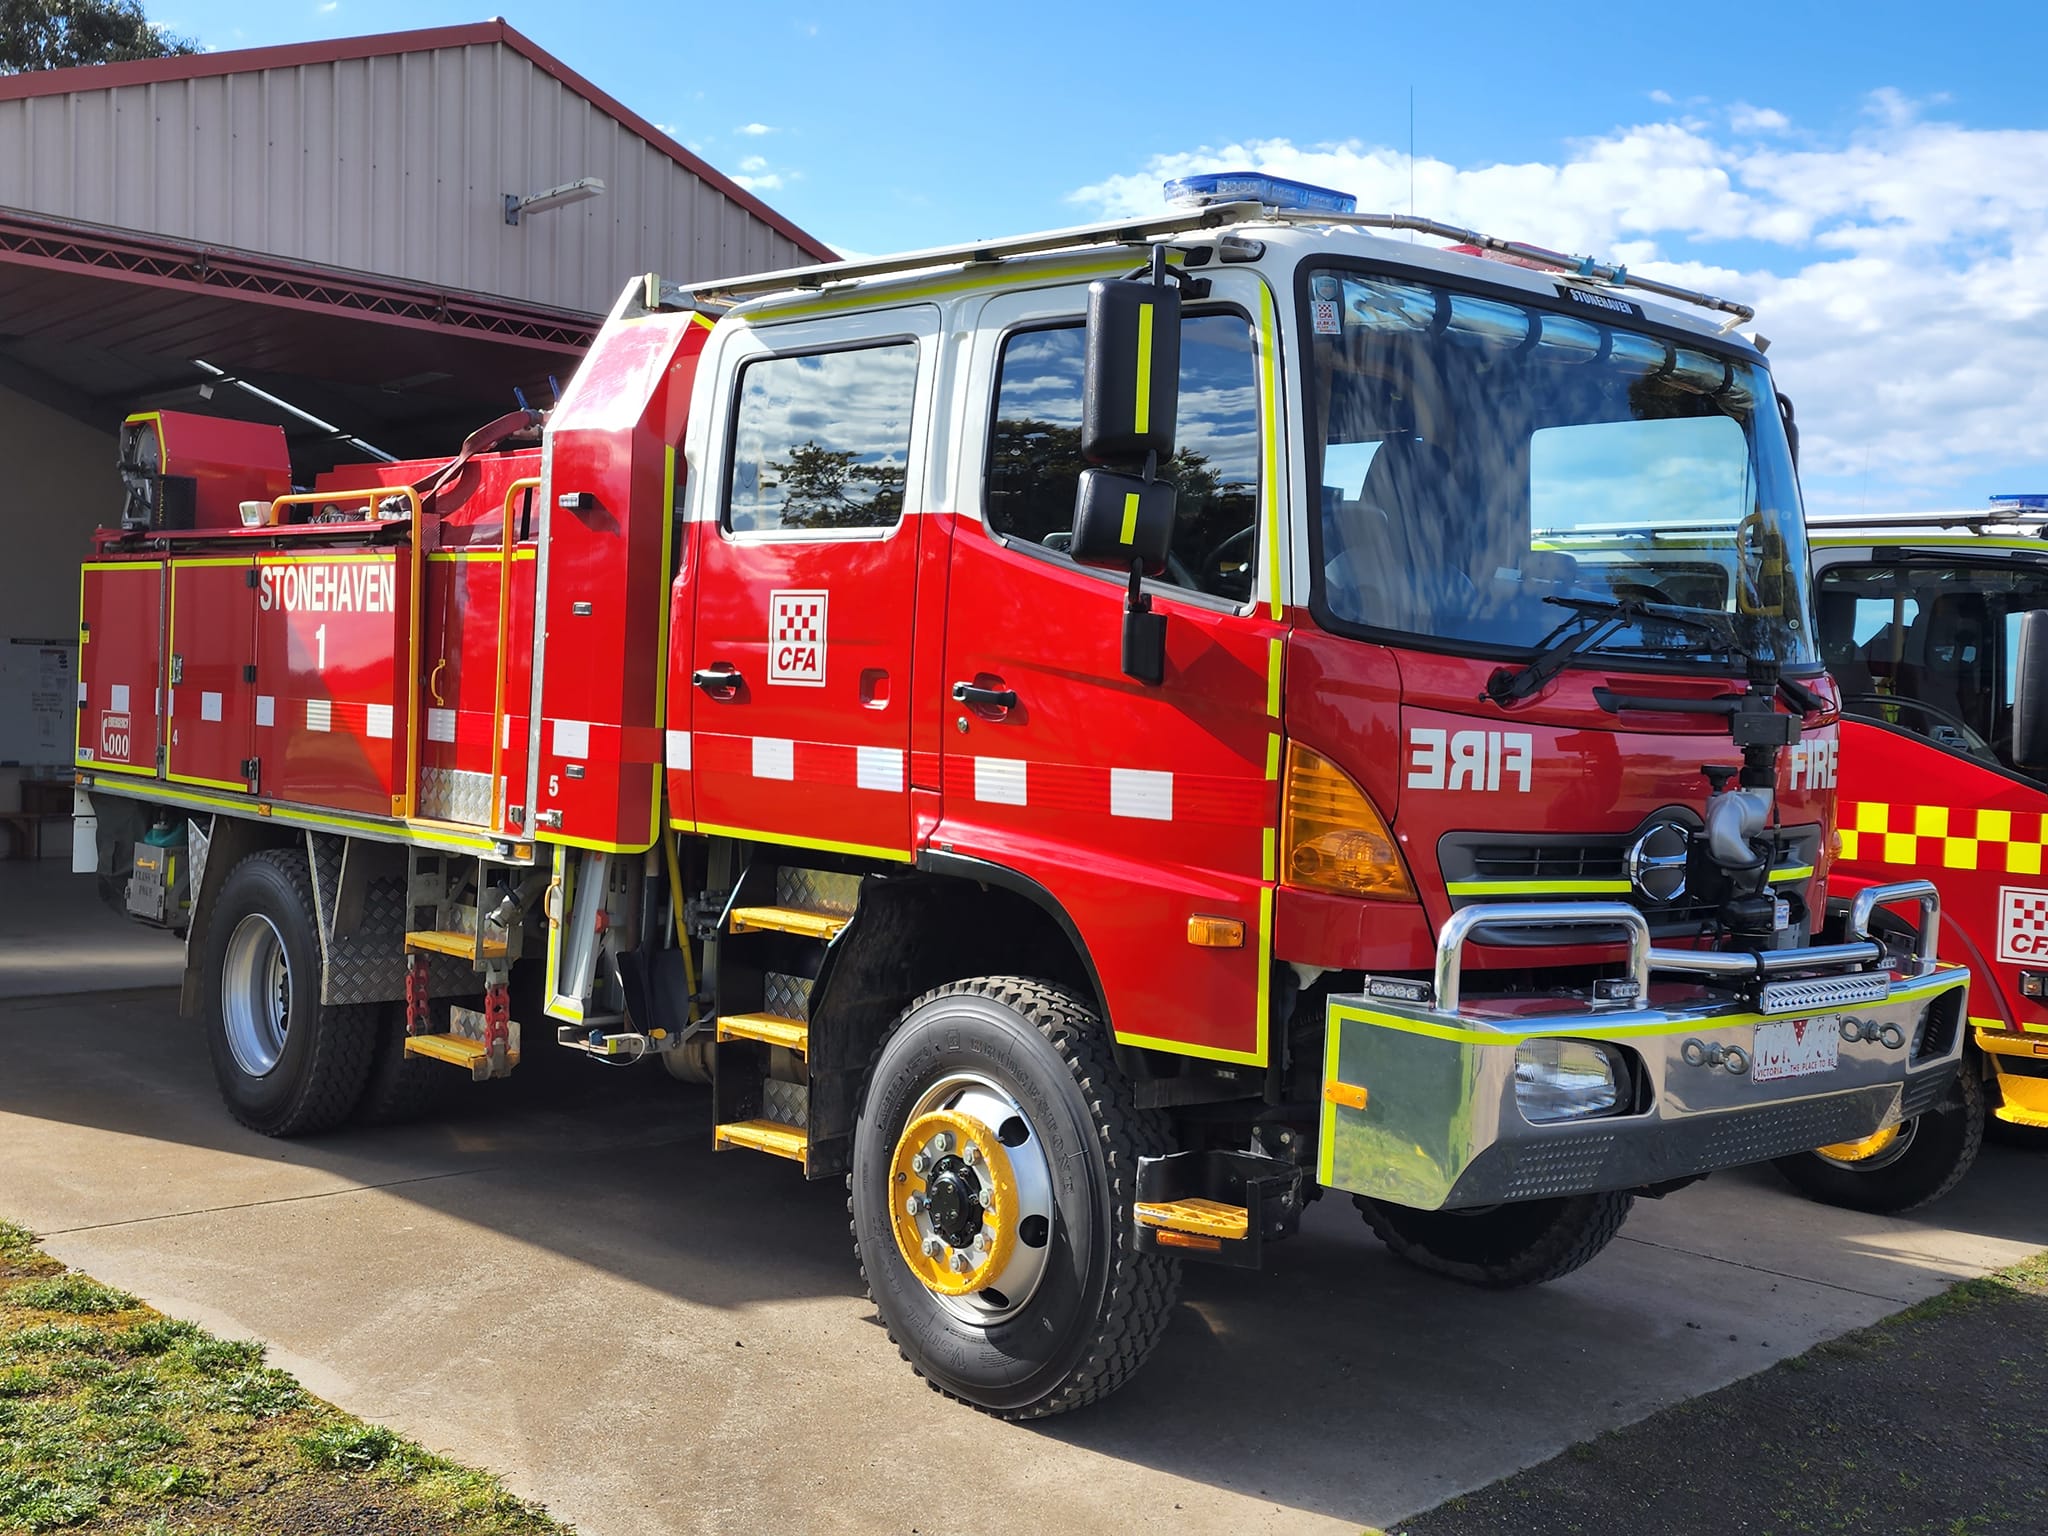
[[1554, 284, 1647, 322]]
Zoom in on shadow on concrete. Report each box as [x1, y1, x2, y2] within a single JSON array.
[[4, 984, 2046, 1530]]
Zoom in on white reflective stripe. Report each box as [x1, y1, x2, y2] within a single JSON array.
[[255, 695, 275, 728], [200, 691, 223, 723], [856, 745, 904, 793], [109, 683, 129, 712], [503, 714, 513, 750], [77, 680, 87, 705], [1110, 768, 1173, 821], [552, 718, 590, 759], [974, 757, 1027, 806], [366, 703, 394, 740], [665, 729, 692, 770], [752, 736, 794, 781], [427, 708, 457, 743], [155, 687, 161, 717], [306, 699, 332, 732]]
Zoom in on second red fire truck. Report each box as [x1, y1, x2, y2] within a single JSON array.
[[74, 175, 1966, 1417], [1767, 500, 2048, 1212]]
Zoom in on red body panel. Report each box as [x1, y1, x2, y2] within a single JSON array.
[[690, 519, 921, 856], [933, 517, 1279, 1062], [165, 559, 257, 792], [418, 547, 536, 832], [126, 412, 291, 529], [1834, 716, 2048, 1036], [78, 562, 164, 779], [536, 316, 710, 852], [254, 552, 411, 817]]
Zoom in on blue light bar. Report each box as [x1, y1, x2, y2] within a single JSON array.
[[1991, 493, 2048, 510], [1162, 171, 1357, 215]]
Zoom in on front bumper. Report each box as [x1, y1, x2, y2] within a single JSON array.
[[1318, 885, 1970, 1210]]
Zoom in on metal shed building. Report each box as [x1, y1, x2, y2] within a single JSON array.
[[0, 21, 831, 849]]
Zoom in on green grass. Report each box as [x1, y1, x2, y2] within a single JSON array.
[[0, 1221, 572, 1534]]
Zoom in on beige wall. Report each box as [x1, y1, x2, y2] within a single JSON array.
[[0, 385, 113, 832]]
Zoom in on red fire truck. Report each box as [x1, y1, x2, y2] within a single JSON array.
[[73, 175, 1968, 1418], [1769, 501, 2048, 1212]]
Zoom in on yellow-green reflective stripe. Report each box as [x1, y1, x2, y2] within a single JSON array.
[[1120, 492, 1141, 544], [1768, 864, 1816, 884], [1445, 878, 1632, 896], [1134, 302, 1153, 434]]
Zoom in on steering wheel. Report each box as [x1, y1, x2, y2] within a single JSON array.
[[1201, 526, 1257, 597], [1844, 694, 1996, 759]]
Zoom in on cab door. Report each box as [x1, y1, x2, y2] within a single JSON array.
[[934, 275, 1285, 1062], [687, 305, 939, 859]]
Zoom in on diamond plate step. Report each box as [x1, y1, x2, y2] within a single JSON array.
[[714, 1119, 808, 1162], [728, 905, 847, 941], [717, 1013, 809, 1053]]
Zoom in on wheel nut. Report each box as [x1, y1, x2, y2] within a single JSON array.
[[923, 1237, 943, 1259], [910, 1152, 928, 1176], [963, 1143, 982, 1167], [933, 1131, 952, 1154], [905, 1194, 924, 1216], [952, 1251, 973, 1273]]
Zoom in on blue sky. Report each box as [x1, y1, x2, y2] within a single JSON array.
[[157, 1, 2048, 513]]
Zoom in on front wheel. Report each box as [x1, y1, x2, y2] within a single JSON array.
[[1773, 1067, 1985, 1213], [1357, 1191, 1635, 1287], [848, 978, 1179, 1419]]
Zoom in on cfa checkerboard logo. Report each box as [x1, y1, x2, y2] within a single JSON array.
[[768, 589, 827, 686], [1998, 886, 2048, 964]]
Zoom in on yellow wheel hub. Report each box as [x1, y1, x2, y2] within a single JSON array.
[[888, 1108, 1019, 1296], [1815, 1124, 1904, 1163]]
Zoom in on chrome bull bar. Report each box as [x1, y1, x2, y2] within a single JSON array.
[[1432, 879, 1941, 1017]]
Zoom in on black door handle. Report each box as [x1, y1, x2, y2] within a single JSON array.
[[952, 680, 1018, 712], [693, 664, 741, 697]]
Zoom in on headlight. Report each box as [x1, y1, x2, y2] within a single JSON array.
[[1514, 1039, 1623, 1124]]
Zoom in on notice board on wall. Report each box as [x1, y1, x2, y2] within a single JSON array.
[[0, 637, 76, 767]]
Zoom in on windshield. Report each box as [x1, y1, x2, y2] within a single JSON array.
[[1306, 266, 1818, 670]]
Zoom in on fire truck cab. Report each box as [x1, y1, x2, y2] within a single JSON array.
[[1776, 499, 2048, 1212], [74, 176, 1970, 1418]]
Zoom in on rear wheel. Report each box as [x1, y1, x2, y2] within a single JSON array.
[[1357, 1191, 1635, 1287], [201, 849, 375, 1137], [848, 977, 1179, 1419], [1773, 1067, 1985, 1213], [352, 1001, 451, 1126]]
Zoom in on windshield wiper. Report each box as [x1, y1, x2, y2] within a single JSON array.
[[1483, 595, 1740, 706]]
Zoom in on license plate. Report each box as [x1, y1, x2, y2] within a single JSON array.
[[1751, 1014, 1841, 1082]]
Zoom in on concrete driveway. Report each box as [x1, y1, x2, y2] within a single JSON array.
[[2, 985, 2044, 1536]]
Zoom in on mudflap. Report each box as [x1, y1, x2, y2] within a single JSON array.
[[1133, 1149, 1305, 1268]]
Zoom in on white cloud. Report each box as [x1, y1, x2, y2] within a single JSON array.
[[1729, 102, 1790, 134], [316, 0, 338, 11], [737, 122, 775, 137], [733, 172, 784, 192], [1067, 97, 2048, 509], [738, 155, 769, 173], [1648, 89, 1674, 105]]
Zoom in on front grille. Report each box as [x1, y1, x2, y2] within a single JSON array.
[[1440, 818, 1823, 940]]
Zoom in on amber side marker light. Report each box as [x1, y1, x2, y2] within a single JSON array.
[[1187, 915, 1246, 948], [1281, 743, 1415, 900]]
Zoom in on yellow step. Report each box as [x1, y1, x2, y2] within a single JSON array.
[[717, 1013, 810, 1053], [1135, 1196, 1249, 1242], [403, 1032, 520, 1070], [714, 1119, 808, 1162], [728, 905, 847, 941], [404, 929, 507, 960]]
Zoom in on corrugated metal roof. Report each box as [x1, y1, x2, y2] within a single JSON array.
[[0, 21, 833, 316]]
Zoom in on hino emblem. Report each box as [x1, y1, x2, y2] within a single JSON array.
[[1626, 821, 1690, 903]]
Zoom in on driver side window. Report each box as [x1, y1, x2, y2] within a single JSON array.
[[985, 313, 1262, 601]]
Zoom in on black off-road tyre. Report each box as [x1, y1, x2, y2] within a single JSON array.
[[848, 977, 1180, 1419], [352, 1001, 452, 1126], [1773, 1066, 1986, 1213], [200, 849, 375, 1137], [1357, 1191, 1636, 1288]]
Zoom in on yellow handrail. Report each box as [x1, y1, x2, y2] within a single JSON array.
[[267, 484, 423, 526], [492, 478, 542, 832]]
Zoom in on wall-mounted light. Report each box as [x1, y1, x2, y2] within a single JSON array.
[[504, 176, 606, 226]]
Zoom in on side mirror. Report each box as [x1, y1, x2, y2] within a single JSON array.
[[2013, 610, 2048, 771], [1776, 391, 1799, 471], [1071, 266, 1183, 685]]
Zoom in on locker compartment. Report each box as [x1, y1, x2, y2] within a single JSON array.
[[77, 561, 165, 779], [418, 546, 536, 830], [166, 559, 257, 793], [254, 552, 411, 817]]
